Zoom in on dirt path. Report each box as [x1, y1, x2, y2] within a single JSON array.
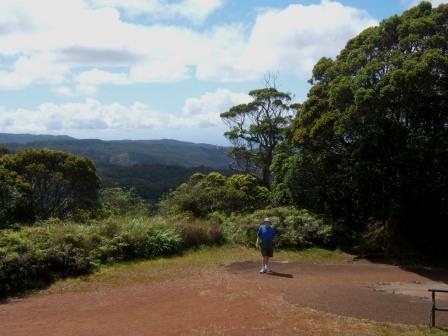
[[1, 261, 448, 335], [228, 262, 448, 326]]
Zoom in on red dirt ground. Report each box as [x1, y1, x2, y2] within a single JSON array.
[[1, 261, 448, 335]]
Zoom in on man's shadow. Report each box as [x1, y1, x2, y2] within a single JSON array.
[[266, 271, 293, 278]]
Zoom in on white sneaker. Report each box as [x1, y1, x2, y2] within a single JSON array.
[[260, 267, 266, 273], [265, 268, 272, 273]]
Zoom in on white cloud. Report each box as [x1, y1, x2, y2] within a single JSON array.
[[51, 86, 75, 97], [197, 1, 378, 80], [130, 61, 191, 83], [0, 0, 378, 93], [90, 0, 224, 24], [74, 69, 130, 96], [0, 89, 250, 133], [0, 53, 69, 89], [0, 99, 162, 133], [169, 89, 252, 128]]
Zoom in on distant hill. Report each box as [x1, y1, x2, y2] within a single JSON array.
[[0, 133, 75, 144], [1, 134, 232, 169]]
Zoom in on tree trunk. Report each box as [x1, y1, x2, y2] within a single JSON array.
[[262, 166, 271, 186]]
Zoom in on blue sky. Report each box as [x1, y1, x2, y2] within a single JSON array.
[[0, 0, 445, 145]]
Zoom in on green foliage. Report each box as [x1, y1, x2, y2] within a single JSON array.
[[0, 168, 29, 227], [4, 138, 231, 169], [97, 164, 227, 203], [277, 2, 448, 256], [220, 86, 293, 185], [0, 145, 8, 156], [0, 149, 101, 221], [100, 187, 149, 216], [0, 225, 95, 296], [219, 207, 334, 249], [160, 172, 270, 216], [4, 137, 232, 205], [0, 220, 174, 296], [93, 222, 181, 263], [0, 214, 227, 297]]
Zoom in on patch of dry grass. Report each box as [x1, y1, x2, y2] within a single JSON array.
[[38, 246, 350, 294]]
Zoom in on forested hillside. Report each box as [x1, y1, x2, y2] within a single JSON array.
[[2, 136, 231, 169], [0, 133, 75, 144], [0, 135, 232, 202], [98, 164, 231, 203]]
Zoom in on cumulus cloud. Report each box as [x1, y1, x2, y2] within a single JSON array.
[[169, 89, 252, 128], [90, 0, 224, 24], [0, 89, 250, 133], [51, 86, 76, 97], [197, 1, 378, 80], [0, 53, 69, 90], [74, 69, 130, 95], [0, 99, 162, 133], [0, 0, 377, 93]]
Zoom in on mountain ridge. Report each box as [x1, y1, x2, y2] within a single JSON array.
[[0, 133, 232, 169]]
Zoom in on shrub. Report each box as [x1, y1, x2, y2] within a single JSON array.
[[171, 216, 224, 248], [220, 207, 334, 248], [0, 226, 95, 296], [0, 205, 333, 298], [100, 187, 149, 217], [160, 172, 270, 216], [0, 213, 228, 297]]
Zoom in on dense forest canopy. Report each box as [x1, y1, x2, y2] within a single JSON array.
[[272, 1, 448, 256]]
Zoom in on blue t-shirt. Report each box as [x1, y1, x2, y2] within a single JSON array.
[[257, 225, 276, 242]]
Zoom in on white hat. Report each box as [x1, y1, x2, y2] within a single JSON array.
[[263, 217, 271, 222]]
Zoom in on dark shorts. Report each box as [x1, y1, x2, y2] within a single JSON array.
[[260, 241, 274, 257]]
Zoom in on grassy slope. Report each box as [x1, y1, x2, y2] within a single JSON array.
[[37, 246, 446, 336]]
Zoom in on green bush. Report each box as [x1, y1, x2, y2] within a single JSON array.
[[0, 214, 227, 298], [0, 226, 95, 296], [219, 207, 334, 248], [100, 187, 149, 217], [160, 172, 270, 217]]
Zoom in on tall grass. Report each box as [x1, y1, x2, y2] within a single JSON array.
[[0, 215, 224, 297]]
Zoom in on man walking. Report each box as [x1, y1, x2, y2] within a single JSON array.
[[256, 217, 276, 273]]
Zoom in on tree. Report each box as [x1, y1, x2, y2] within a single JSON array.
[[0, 149, 101, 219], [281, 2, 448, 255], [0, 146, 8, 157], [0, 167, 29, 227], [100, 187, 149, 216], [160, 172, 270, 216], [220, 81, 293, 185]]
